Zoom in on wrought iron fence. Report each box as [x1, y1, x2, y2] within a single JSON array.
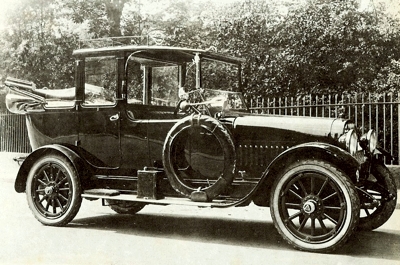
[[249, 92, 400, 165], [0, 112, 31, 153]]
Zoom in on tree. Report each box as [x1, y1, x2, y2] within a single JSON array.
[[214, 0, 400, 97], [274, 0, 400, 95], [0, 0, 79, 88], [61, 0, 129, 38], [213, 0, 291, 97], [121, 0, 220, 48], [1, 0, 399, 97]]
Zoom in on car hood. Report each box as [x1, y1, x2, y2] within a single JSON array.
[[231, 114, 348, 140]]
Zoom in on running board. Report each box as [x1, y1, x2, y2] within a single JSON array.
[[84, 189, 121, 196], [81, 191, 235, 208]]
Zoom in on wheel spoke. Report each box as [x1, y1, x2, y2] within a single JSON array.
[[322, 192, 338, 202], [364, 209, 371, 216], [323, 213, 338, 225], [57, 177, 67, 186], [37, 179, 47, 186], [55, 198, 64, 211], [298, 215, 309, 231], [317, 177, 329, 196], [43, 170, 50, 182], [285, 203, 301, 209], [49, 164, 54, 180], [52, 199, 56, 214], [288, 210, 302, 221], [310, 176, 315, 195], [324, 205, 343, 210], [54, 168, 61, 183], [39, 195, 48, 204], [35, 188, 45, 194], [289, 211, 302, 221], [310, 218, 316, 236], [45, 199, 50, 211], [288, 189, 303, 200], [297, 179, 308, 195], [317, 216, 328, 234], [57, 193, 68, 202]]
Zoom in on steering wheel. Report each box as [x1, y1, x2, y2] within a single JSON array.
[[174, 99, 197, 116]]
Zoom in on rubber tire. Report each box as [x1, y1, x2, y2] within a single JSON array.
[[270, 159, 360, 253], [26, 154, 82, 226], [357, 164, 397, 231], [107, 200, 146, 215], [163, 114, 236, 200]]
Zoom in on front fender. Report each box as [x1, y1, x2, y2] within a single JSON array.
[[14, 144, 90, 193], [268, 142, 360, 178], [252, 142, 360, 206]]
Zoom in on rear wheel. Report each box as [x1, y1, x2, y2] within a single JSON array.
[[107, 200, 146, 215], [270, 159, 360, 253], [357, 164, 397, 231], [26, 154, 82, 226]]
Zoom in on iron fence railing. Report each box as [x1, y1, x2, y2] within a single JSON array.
[[249, 92, 400, 165], [0, 112, 31, 153]]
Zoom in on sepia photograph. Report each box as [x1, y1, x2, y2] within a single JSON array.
[[0, 0, 399, 264]]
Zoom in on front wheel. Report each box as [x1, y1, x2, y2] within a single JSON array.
[[270, 159, 360, 253], [26, 154, 82, 226], [357, 164, 397, 231]]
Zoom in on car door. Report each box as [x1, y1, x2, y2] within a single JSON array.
[[78, 56, 121, 168], [120, 64, 181, 170], [79, 107, 120, 168]]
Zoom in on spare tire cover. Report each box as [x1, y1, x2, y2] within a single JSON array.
[[162, 114, 236, 200]]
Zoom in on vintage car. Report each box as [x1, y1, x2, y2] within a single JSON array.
[[5, 44, 397, 253]]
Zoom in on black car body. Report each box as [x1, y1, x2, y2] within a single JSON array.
[[5, 45, 397, 253]]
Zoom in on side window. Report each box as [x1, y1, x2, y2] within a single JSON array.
[[83, 56, 117, 106], [126, 61, 143, 105], [151, 66, 178, 106], [126, 63, 178, 106]]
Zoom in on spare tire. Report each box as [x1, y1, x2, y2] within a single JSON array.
[[163, 114, 236, 201]]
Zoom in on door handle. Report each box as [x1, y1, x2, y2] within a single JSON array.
[[109, 113, 119, 121]]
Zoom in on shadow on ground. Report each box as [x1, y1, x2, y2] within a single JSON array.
[[69, 211, 400, 260], [70, 212, 286, 249]]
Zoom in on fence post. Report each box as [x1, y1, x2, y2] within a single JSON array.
[[398, 92, 400, 165], [390, 93, 393, 165]]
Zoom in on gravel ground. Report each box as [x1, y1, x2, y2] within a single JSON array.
[[0, 152, 26, 180]]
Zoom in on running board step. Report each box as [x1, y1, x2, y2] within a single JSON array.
[[84, 189, 121, 196], [81, 192, 236, 208]]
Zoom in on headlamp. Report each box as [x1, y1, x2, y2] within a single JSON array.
[[345, 129, 358, 155], [366, 129, 377, 153]]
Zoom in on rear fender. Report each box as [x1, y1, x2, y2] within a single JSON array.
[[14, 144, 90, 193], [252, 142, 360, 206]]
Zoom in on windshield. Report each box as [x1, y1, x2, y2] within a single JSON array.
[[185, 89, 247, 116]]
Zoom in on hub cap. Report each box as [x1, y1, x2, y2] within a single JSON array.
[[303, 200, 317, 214]]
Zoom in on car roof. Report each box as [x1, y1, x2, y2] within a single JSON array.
[[72, 45, 245, 66]]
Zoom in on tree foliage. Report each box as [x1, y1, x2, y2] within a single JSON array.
[[0, 0, 399, 97], [0, 0, 78, 88], [215, 0, 400, 97]]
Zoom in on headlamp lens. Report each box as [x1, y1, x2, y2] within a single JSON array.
[[346, 129, 358, 155], [367, 129, 377, 153]]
